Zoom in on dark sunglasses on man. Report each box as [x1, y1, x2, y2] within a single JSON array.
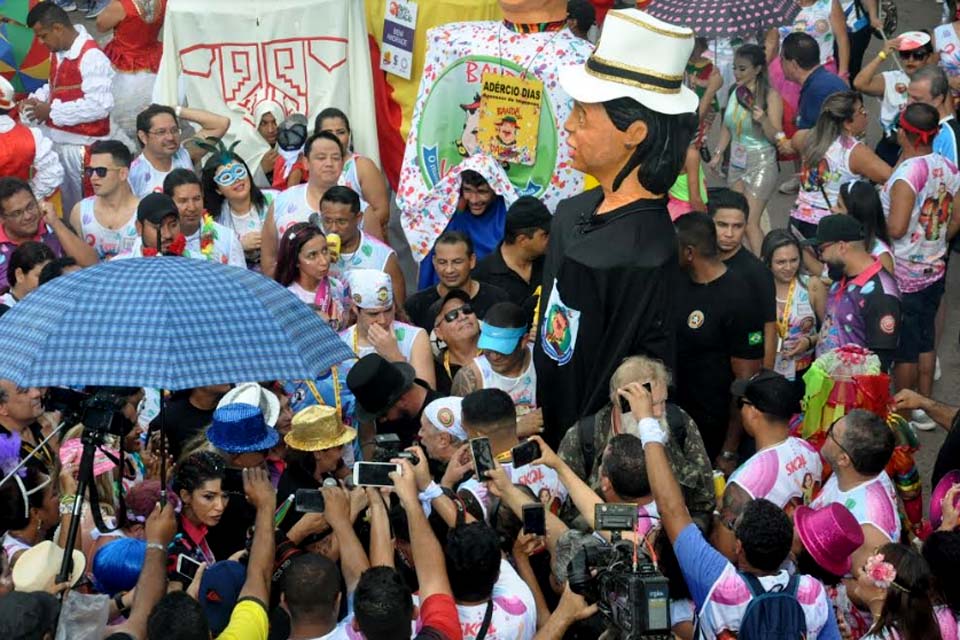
[[442, 303, 474, 323], [83, 166, 115, 178]]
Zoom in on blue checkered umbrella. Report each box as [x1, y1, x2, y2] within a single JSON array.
[[0, 257, 355, 390]]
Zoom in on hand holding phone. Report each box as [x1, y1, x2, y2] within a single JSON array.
[[176, 554, 202, 582], [522, 503, 546, 536], [512, 439, 541, 468], [470, 437, 495, 479], [295, 488, 325, 513], [353, 461, 400, 488]]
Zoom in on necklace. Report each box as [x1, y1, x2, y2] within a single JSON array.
[[304, 367, 341, 414]]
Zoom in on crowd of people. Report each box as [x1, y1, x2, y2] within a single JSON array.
[[2, 0, 960, 639]]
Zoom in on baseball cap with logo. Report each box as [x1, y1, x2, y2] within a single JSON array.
[[801, 215, 865, 247]]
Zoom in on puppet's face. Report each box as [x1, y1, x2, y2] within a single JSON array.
[[499, 0, 567, 22]]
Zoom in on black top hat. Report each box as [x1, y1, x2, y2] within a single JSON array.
[[346, 354, 416, 421]]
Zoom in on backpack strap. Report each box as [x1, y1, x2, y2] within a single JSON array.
[[784, 574, 801, 597], [666, 403, 687, 451], [578, 412, 598, 479], [739, 572, 767, 597]]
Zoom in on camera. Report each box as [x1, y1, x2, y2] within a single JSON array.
[[567, 504, 671, 640], [46, 386, 139, 438], [371, 433, 419, 466]]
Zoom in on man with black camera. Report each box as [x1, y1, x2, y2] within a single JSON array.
[[556, 356, 715, 531], [623, 383, 841, 639]]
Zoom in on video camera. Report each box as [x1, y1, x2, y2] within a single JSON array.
[[567, 504, 671, 640], [371, 433, 419, 466], [45, 386, 139, 439]]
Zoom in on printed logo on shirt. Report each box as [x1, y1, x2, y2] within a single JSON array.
[[748, 331, 763, 346], [879, 314, 896, 334], [540, 280, 579, 366], [687, 310, 704, 329]]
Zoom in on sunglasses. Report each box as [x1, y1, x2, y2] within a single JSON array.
[[442, 303, 474, 323], [84, 166, 115, 178], [214, 163, 249, 187], [898, 50, 929, 61]]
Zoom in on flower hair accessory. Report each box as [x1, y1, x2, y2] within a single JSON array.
[[864, 554, 903, 591]]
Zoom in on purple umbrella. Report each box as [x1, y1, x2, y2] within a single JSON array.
[[644, 0, 800, 39]]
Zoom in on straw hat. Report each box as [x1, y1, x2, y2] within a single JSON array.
[[0, 76, 15, 111], [285, 405, 356, 452], [13, 541, 86, 592]]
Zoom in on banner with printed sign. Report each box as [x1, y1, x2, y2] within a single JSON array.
[[380, 0, 418, 80]]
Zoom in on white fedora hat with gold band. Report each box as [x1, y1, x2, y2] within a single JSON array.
[[559, 9, 698, 115]]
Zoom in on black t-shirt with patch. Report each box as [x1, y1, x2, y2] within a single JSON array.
[[533, 190, 677, 445], [724, 247, 777, 323], [671, 267, 766, 458]]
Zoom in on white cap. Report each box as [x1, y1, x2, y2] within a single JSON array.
[[423, 396, 467, 441], [348, 269, 393, 309], [217, 382, 280, 427], [0, 76, 15, 111]]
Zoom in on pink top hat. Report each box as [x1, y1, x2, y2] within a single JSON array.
[[795, 503, 864, 577], [59, 438, 118, 478], [930, 470, 960, 530]]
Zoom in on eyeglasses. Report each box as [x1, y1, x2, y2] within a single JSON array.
[[83, 166, 117, 178], [899, 50, 929, 61], [147, 127, 181, 137], [2, 200, 39, 221], [826, 417, 852, 460], [442, 304, 474, 323], [814, 241, 836, 258]]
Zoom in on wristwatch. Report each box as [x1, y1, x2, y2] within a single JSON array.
[[719, 451, 738, 462]]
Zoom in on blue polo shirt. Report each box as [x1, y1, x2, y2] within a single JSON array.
[[796, 66, 848, 130]]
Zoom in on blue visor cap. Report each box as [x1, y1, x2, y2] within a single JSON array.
[[477, 321, 526, 355]]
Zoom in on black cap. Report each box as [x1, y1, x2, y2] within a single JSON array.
[[137, 193, 179, 225], [505, 196, 552, 235], [346, 354, 416, 421], [802, 215, 864, 247], [730, 369, 801, 420], [428, 288, 472, 325]]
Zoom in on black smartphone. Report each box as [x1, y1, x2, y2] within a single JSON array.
[[176, 554, 202, 581], [618, 382, 653, 414], [294, 488, 325, 513], [512, 439, 541, 468], [470, 437, 495, 479], [353, 461, 400, 488], [522, 503, 546, 536]]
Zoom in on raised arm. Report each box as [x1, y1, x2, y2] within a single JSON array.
[[45, 202, 99, 266], [260, 205, 279, 278], [366, 487, 395, 569], [238, 467, 277, 606], [391, 459, 453, 601], [322, 485, 370, 593], [182, 107, 231, 162]]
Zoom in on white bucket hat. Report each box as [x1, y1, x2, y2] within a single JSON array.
[[559, 9, 698, 115], [217, 382, 281, 427]]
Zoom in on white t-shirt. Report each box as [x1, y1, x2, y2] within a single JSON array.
[[727, 437, 823, 510], [879, 70, 909, 135], [810, 473, 901, 542], [128, 146, 193, 198], [446, 559, 537, 640]]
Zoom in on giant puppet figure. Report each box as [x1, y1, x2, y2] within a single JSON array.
[[397, 0, 593, 263], [533, 9, 698, 442]]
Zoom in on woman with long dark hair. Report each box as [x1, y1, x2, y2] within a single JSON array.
[[790, 92, 891, 271], [274, 222, 349, 330], [836, 179, 894, 273], [708, 44, 783, 253], [761, 230, 825, 385], [855, 543, 956, 640], [1, 241, 55, 307], [201, 150, 274, 271]]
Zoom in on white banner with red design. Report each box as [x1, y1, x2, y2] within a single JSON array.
[[154, 0, 379, 172]]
